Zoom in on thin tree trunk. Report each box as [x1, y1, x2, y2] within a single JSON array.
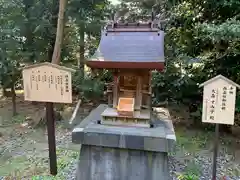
[[51, 0, 67, 64], [48, 0, 59, 62], [23, 0, 35, 62], [79, 24, 85, 74], [45, 0, 67, 175], [11, 83, 17, 116], [2, 86, 7, 97], [36, 0, 64, 126]]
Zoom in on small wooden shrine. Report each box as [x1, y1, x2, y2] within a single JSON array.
[[87, 22, 165, 127]]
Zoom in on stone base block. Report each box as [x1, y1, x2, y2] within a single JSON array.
[[76, 145, 171, 180], [72, 104, 176, 180]]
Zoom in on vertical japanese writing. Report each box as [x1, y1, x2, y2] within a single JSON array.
[[60, 75, 63, 85], [55, 76, 58, 90], [65, 75, 69, 92], [44, 74, 47, 82], [23, 64, 73, 103], [30, 71, 34, 89], [38, 71, 41, 82], [48, 76, 50, 88], [209, 89, 217, 121], [222, 87, 227, 110], [35, 71, 39, 90], [57, 76, 60, 84], [229, 86, 234, 94], [61, 87, 63, 95], [60, 75, 63, 95], [50, 73, 53, 84]]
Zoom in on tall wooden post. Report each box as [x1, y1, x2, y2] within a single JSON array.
[[212, 124, 219, 180], [46, 102, 57, 175], [199, 75, 240, 180], [47, 0, 67, 175]]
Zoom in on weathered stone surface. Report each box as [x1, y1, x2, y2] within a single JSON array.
[[72, 104, 176, 180], [72, 104, 176, 152], [76, 145, 171, 180]]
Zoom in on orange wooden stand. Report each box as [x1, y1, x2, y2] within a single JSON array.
[[117, 97, 135, 117]]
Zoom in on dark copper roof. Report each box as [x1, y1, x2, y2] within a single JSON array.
[[86, 22, 165, 70]]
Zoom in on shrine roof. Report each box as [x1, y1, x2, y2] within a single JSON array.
[[86, 23, 165, 70]]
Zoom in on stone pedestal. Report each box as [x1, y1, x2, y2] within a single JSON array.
[[72, 104, 176, 180]]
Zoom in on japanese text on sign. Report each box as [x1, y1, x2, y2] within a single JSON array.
[[209, 89, 217, 121], [201, 78, 237, 125], [23, 64, 73, 103]]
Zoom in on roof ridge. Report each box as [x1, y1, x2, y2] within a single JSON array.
[[105, 22, 159, 32]]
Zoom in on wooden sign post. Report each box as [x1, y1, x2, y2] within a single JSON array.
[[22, 62, 75, 175], [200, 75, 240, 180]]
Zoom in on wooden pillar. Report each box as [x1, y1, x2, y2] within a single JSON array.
[[139, 76, 143, 110], [113, 71, 119, 109], [46, 102, 57, 175], [106, 83, 113, 107], [136, 75, 142, 110], [148, 71, 152, 108]]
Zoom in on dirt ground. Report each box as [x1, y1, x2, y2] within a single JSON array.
[[0, 93, 88, 179], [1, 93, 240, 179]]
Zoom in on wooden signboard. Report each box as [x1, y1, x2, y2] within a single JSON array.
[[22, 62, 75, 103], [200, 75, 240, 125], [200, 75, 240, 180]]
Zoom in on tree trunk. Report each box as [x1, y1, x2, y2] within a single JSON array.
[[2, 86, 7, 97], [48, 0, 59, 62], [1, 75, 8, 97], [79, 24, 85, 74], [35, 0, 65, 128], [11, 83, 17, 116], [23, 0, 35, 62], [51, 0, 67, 64], [45, 0, 67, 175]]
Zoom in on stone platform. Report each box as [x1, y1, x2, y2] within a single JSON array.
[[72, 104, 176, 180], [101, 107, 151, 128]]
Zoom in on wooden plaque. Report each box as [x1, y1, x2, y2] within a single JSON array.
[[200, 75, 240, 125], [22, 62, 75, 103]]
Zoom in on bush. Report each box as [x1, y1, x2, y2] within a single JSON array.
[[72, 71, 104, 102]]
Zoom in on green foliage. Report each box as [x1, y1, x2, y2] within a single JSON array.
[[72, 71, 104, 102], [0, 0, 240, 128], [150, 0, 240, 126], [176, 127, 210, 152], [177, 173, 199, 180], [12, 114, 25, 123], [31, 149, 78, 180], [236, 93, 240, 113], [177, 161, 201, 180], [67, 0, 110, 73], [0, 0, 23, 88], [151, 63, 202, 106], [200, 18, 240, 42], [0, 0, 109, 86]]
